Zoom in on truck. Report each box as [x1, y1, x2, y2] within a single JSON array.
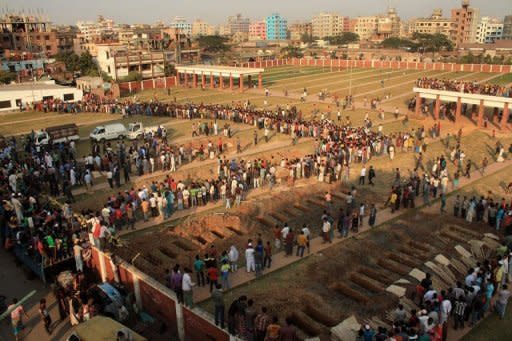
[[89, 123, 128, 142], [126, 122, 164, 140], [35, 124, 80, 146]]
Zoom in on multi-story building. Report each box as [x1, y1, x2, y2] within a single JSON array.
[[451, 0, 480, 46], [227, 14, 250, 34], [265, 13, 288, 40], [249, 21, 266, 41], [169, 16, 192, 36], [476, 17, 503, 44], [410, 9, 456, 38], [312, 13, 346, 39], [353, 16, 378, 41], [96, 44, 165, 80], [501, 15, 512, 40], [289, 22, 312, 41], [191, 19, 215, 37], [0, 13, 60, 56]]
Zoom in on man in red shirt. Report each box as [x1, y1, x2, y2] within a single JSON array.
[[207, 266, 218, 293]]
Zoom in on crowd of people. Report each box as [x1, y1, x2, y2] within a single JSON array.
[[415, 77, 511, 97], [358, 249, 512, 341]]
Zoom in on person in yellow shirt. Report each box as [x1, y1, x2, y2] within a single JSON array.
[[141, 199, 150, 222], [296, 231, 307, 257], [389, 191, 398, 213]]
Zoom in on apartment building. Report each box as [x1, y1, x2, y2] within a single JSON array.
[[265, 13, 288, 40], [476, 17, 503, 44], [289, 22, 312, 41], [96, 44, 165, 80], [170, 16, 192, 36], [354, 16, 378, 41], [410, 9, 456, 38], [191, 19, 215, 37], [249, 21, 266, 41], [451, 0, 480, 46], [227, 14, 250, 34], [312, 13, 347, 39]]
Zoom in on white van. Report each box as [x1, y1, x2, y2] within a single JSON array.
[[89, 123, 128, 142]]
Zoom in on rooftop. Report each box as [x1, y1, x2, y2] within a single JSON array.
[[175, 64, 264, 76], [0, 82, 74, 92]]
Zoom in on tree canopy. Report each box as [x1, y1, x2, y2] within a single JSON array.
[[0, 70, 16, 84], [380, 37, 418, 51], [55, 51, 99, 76], [196, 35, 230, 53], [411, 33, 453, 52], [324, 32, 359, 46]]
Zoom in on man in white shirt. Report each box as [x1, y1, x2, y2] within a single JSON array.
[[359, 167, 366, 185], [281, 224, 290, 240], [322, 218, 331, 243], [245, 244, 255, 272], [440, 296, 452, 324], [182, 268, 195, 307]]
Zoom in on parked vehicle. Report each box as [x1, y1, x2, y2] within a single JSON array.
[[35, 124, 80, 146], [126, 122, 162, 140], [89, 123, 128, 142]]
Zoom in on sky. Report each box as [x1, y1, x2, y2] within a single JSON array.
[[2, 0, 511, 25]]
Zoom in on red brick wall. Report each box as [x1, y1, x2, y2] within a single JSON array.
[[263, 58, 509, 74], [139, 280, 179, 337], [183, 308, 229, 341]]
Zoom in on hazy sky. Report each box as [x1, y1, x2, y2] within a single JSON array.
[[3, 0, 511, 25]]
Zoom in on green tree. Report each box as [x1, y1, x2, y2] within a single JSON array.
[[164, 64, 176, 76], [325, 32, 360, 46], [381, 37, 418, 51], [121, 71, 143, 82], [280, 46, 304, 58], [78, 51, 99, 76], [0, 70, 16, 84], [300, 32, 314, 43], [197, 35, 230, 53], [411, 33, 453, 52]]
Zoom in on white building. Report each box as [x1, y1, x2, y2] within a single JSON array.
[[0, 82, 83, 112], [476, 17, 503, 44], [191, 19, 215, 37], [170, 16, 192, 36], [312, 13, 346, 39]]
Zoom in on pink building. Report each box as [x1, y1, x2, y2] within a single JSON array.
[[249, 20, 267, 40]]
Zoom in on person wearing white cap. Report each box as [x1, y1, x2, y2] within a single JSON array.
[[245, 243, 255, 273]]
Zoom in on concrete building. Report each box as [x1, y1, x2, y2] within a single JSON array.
[[354, 16, 378, 41], [289, 22, 312, 41], [175, 65, 264, 92], [191, 19, 215, 37], [501, 15, 512, 40], [227, 14, 250, 34], [451, 0, 480, 47], [312, 13, 347, 39], [0, 81, 83, 112], [96, 44, 165, 81], [265, 13, 288, 41], [169, 16, 192, 36], [410, 9, 456, 38], [476, 17, 503, 44], [0, 13, 60, 56], [249, 21, 266, 41]]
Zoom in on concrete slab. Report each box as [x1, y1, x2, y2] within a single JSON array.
[[434, 254, 451, 266], [386, 284, 407, 297], [469, 240, 486, 260], [331, 315, 361, 341], [482, 237, 502, 250], [455, 245, 472, 258], [395, 278, 411, 284], [484, 233, 500, 240], [409, 268, 426, 281]]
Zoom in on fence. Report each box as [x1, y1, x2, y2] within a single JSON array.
[[243, 58, 512, 74], [117, 76, 178, 96], [90, 247, 232, 341]]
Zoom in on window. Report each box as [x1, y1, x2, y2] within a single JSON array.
[[46, 45, 52, 51], [63, 93, 74, 101], [45, 35, 50, 40], [107, 66, 111, 73], [106, 51, 110, 59], [0, 100, 11, 109], [15, 99, 22, 107], [42, 96, 54, 101]]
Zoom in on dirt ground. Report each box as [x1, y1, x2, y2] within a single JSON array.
[[197, 211, 502, 339]]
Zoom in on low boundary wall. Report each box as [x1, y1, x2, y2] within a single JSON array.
[[243, 58, 512, 74], [90, 247, 232, 341], [118, 76, 178, 96]]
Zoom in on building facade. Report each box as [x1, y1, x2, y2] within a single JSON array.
[[96, 44, 165, 80], [476, 17, 503, 44], [191, 20, 215, 37], [501, 15, 512, 40], [451, 0, 480, 46], [410, 9, 456, 38], [312, 13, 346, 39], [169, 16, 192, 36], [227, 14, 250, 34], [265, 13, 288, 40], [289, 22, 312, 41], [353, 16, 378, 41], [249, 21, 266, 41]]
